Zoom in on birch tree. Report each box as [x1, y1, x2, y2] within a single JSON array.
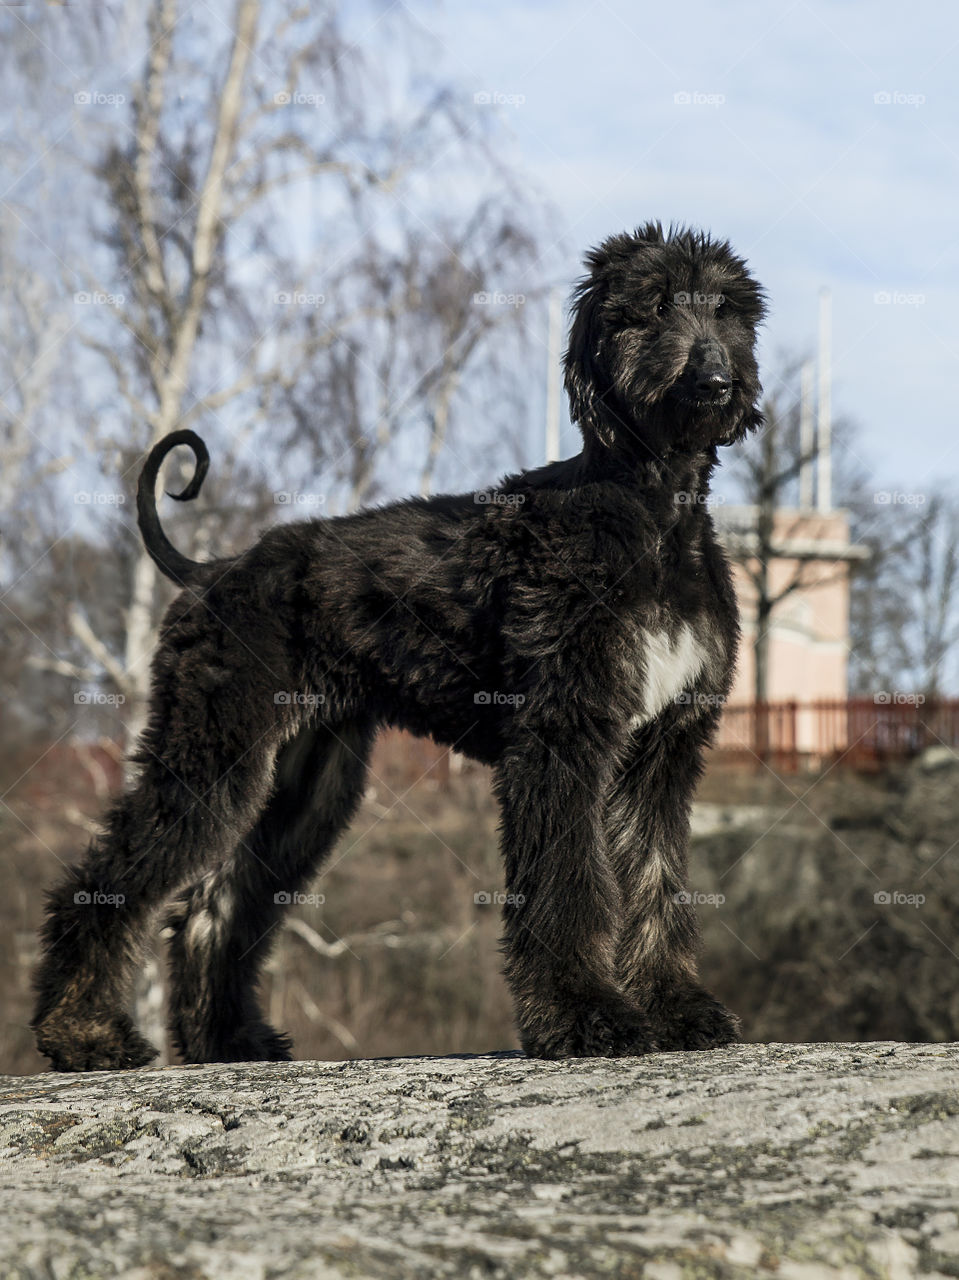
[[47, 0, 543, 735]]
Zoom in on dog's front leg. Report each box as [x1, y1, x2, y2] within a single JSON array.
[[493, 725, 659, 1058], [607, 717, 741, 1051]]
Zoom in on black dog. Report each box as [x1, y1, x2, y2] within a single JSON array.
[[33, 223, 765, 1070]]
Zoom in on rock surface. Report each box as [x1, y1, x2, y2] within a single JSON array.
[[2, 1043, 959, 1278]]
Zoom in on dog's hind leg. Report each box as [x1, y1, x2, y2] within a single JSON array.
[[32, 736, 285, 1071], [31, 604, 305, 1071], [606, 721, 740, 1051], [165, 720, 375, 1064], [494, 719, 660, 1059]]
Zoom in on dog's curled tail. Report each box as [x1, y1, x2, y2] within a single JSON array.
[[137, 429, 211, 586]]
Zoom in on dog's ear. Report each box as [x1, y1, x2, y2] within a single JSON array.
[[563, 261, 613, 449], [729, 405, 764, 444]]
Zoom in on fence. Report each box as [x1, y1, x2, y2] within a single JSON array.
[[713, 698, 959, 772]]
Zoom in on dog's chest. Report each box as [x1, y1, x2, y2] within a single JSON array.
[[623, 614, 723, 726], [638, 623, 703, 717]]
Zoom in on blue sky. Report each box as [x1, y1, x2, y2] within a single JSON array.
[[402, 0, 959, 491]]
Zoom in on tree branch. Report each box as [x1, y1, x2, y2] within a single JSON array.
[[69, 605, 130, 694]]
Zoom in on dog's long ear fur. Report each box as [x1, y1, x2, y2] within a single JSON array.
[[563, 255, 612, 449], [564, 230, 655, 449]]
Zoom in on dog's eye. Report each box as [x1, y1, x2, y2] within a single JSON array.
[[656, 300, 669, 317], [715, 298, 727, 314]]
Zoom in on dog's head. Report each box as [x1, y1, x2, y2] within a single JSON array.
[[563, 223, 766, 458]]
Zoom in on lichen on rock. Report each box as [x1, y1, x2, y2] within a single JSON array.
[[1, 1042, 958, 1277]]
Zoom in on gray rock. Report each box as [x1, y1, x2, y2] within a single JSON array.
[[2, 1043, 959, 1278], [916, 746, 959, 774]]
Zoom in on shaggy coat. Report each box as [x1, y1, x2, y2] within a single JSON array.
[[33, 223, 766, 1069]]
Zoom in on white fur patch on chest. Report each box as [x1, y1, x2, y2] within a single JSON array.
[[631, 623, 706, 725]]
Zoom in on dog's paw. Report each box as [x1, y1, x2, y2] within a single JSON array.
[[34, 1009, 158, 1072], [175, 1020, 293, 1065], [217, 1022, 293, 1064], [648, 984, 741, 1051], [521, 1003, 659, 1059]]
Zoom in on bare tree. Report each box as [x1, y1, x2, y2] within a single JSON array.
[[292, 204, 541, 509], [17, 0, 545, 738], [720, 364, 872, 710], [849, 492, 959, 699]]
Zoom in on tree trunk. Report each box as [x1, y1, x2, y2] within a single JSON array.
[[120, 0, 261, 747], [753, 593, 772, 763]]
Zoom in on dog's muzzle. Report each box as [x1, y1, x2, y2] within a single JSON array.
[[672, 340, 734, 408], [670, 380, 733, 409]]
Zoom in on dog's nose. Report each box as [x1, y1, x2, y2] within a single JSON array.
[[696, 369, 732, 395]]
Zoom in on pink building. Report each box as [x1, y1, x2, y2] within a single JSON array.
[[713, 505, 868, 758]]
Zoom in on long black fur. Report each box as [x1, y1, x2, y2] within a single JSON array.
[[33, 223, 766, 1069]]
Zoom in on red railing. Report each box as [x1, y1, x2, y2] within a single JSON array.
[[713, 698, 959, 771]]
